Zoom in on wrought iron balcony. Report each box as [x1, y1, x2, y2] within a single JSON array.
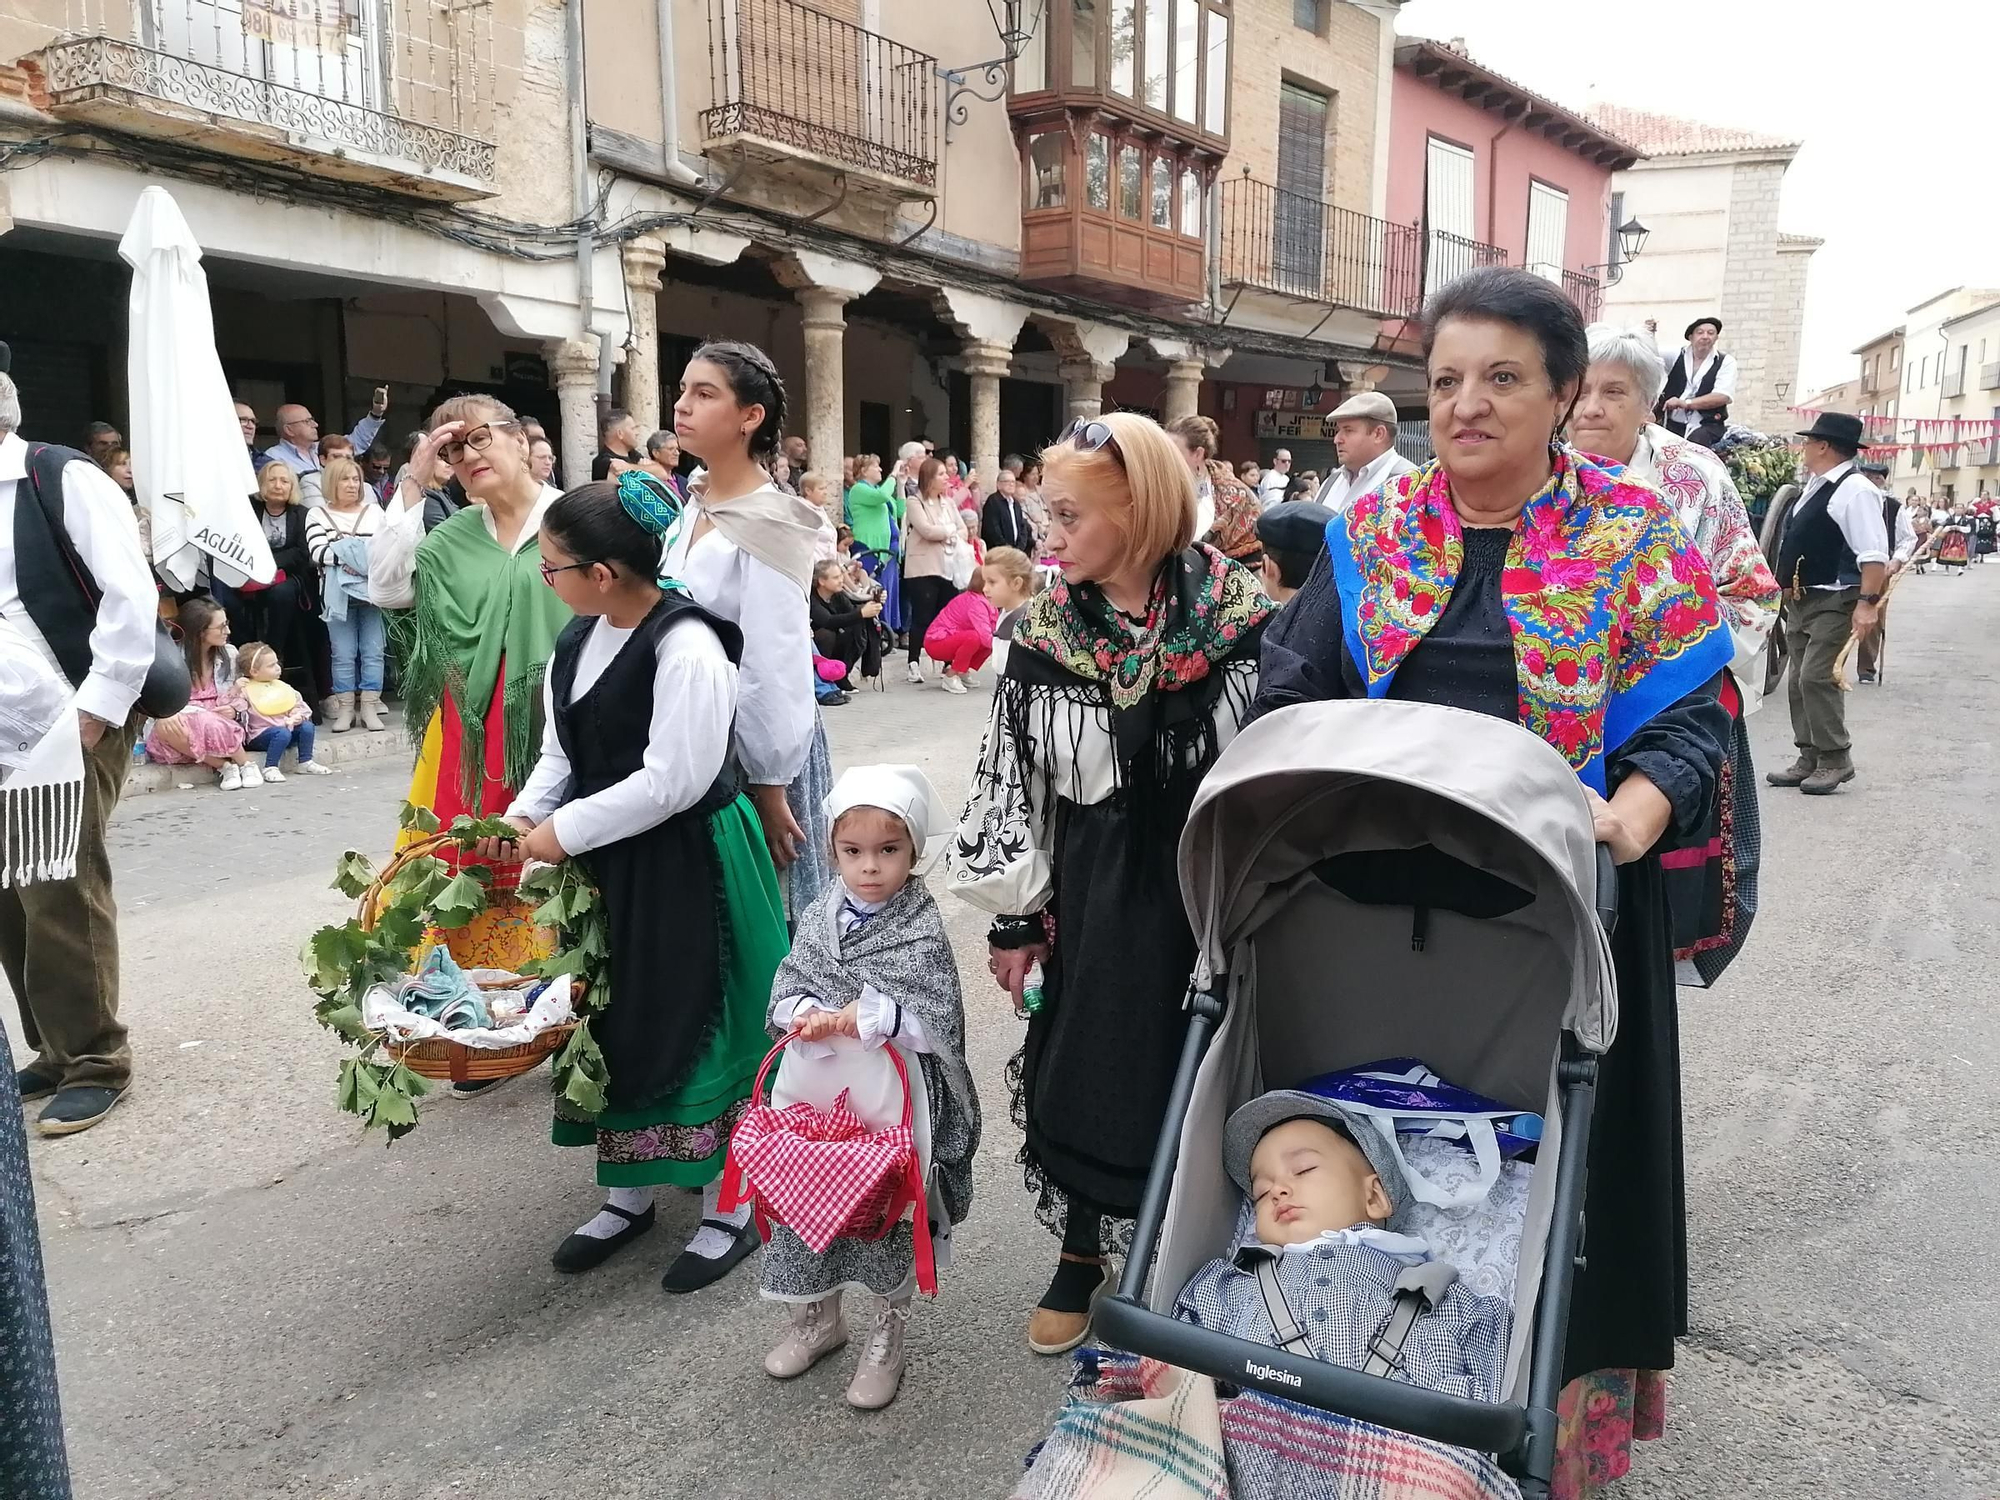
[[1422, 229, 1507, 300], [703, 0, 937, 193], [34, 0, 497, 196], [1218, 177, 1424, 321], [1559, 267, 1601, 324]]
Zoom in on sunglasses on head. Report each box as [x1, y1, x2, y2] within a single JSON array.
[[1058, 418, 1122, 460]]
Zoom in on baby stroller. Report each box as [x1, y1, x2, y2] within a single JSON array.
[[1093, 698, 1621, 1500]]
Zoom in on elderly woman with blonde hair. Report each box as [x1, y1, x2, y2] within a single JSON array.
[[1572, 323, 1782, 986], [950, 412, 1272, 1355]]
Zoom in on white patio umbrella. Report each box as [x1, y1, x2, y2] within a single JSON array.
[[118, 186, 274, 593]]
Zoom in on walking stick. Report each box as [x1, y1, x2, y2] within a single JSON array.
[[1833, 563, 1909, 687]]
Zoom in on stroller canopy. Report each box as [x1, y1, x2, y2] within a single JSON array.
[[1178, 699, 1618, 1062]]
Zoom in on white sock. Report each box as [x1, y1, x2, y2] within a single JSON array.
[[685, 1179, 753, 1259], [574, 1185, 655, 1240]]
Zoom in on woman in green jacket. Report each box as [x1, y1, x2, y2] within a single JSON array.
[[845, 452, 905, 632]]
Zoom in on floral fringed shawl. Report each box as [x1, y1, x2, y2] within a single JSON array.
[[1325, 445, 1733, 793]]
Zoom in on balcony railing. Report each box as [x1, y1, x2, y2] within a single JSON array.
[[1981, 361, 2000, 391], [1560, 267, 1602, 323], [1944, 371, 1966, 399], [1218, 177, 1424, 320], [1423, 230, 1507, 300], [36, 0, 497, 187], [703, 0, 936, 191]]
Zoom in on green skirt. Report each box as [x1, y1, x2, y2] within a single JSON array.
[[552, 796, 789, 1188]]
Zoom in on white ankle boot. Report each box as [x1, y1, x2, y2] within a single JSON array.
[[765, 1296, 847, 1379], [356, 690, 387, 732], [325, 693, 355, 733], [846, 1295, 910, 1410]]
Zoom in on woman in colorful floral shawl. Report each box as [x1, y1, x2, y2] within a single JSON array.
[[950, 412, 1271, 1359], [1252, 269, 1733, 1500], [1573, 325, 1783, 992]]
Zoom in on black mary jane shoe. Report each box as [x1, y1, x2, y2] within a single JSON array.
[[660, 1217, 761, 1294], [551, 1202, 656, 1273]]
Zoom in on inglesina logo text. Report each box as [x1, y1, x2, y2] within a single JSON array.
[[1245, 1361, 1303, 1388]]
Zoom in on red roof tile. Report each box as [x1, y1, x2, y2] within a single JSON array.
[[1582, 103, 1800, 159]]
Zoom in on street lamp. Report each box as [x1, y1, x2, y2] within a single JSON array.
[[941, 0, 1049, 140], [1585, 218, 1650, 287]]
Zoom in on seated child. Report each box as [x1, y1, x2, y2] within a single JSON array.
[[1172, 1089, 1512, 1405], [921, 545, 1033, 695], [236, 641, 333, 782], [759, 765, 982, 1413]]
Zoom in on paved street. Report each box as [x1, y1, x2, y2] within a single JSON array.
[[12, 570, 2000, 1499]]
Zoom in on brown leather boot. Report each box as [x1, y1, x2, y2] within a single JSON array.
[[1766, 750, 1818, 788], [1800, 752, 1855, 795]]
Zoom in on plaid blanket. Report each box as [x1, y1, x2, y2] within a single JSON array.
[[1015, 1349, 1520, 1500]]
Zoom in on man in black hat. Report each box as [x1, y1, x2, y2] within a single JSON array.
[[1854, 457, 1913, 684], [1657, 316, 1735, 449], [1768, 413, 1888, 794], [1253, 502, 1335, 606]]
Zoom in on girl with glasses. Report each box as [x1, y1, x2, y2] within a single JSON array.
[[474, 475, 789, 1295]]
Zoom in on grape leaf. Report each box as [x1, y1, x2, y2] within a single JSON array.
[[397, 801, 441, 834], [552, 1025, 608, 1115], [331, 850, 378, 900], [302, 925, 363, 995], [369, 1086, 417, 1132], [428, 872, 488, 929], [318, 1002, 369, 1043]]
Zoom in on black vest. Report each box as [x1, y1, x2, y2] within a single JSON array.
[[1658, 349, 1728, 430], [1776, 471, 1862, 591], [549, 593, 744, 817], [1881, 496, 1901, 553], [14, 442, 107, 692]]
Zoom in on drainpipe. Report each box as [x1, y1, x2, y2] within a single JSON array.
[[1484, 120, 1508, 255], [565, 0, 613, 423], [657, 0, 704, 185]]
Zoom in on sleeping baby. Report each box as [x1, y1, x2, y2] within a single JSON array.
[[1172, 1089, 1512, 1404]]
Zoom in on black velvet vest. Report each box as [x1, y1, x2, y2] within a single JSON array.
[[549, 593, 744, 818]]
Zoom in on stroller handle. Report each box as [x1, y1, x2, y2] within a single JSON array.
[[1092, 1295, 1528, 1455], [1593, 843, 1618, 935]]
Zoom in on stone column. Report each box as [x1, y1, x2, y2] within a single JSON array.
[[1060, 358, 1117, 424], [1161, 357, 1206, 425], [963, 341, 1013, 487], [619, 236, 667, 436], [796, 285, 857, 480], [545, 337, 601, 491]]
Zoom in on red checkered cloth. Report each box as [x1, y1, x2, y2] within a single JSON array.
[[719, 1038, 937, 1291]]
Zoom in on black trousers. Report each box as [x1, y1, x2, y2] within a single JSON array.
[[813, 623, 881, 680], [902, 575, 956, 663]]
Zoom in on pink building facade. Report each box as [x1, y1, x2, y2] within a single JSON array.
[[1386, 41, 1638, 322]]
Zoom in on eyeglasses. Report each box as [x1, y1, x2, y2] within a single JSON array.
[[1058, 418, 1123, 461], [441, 421, 517, 465], [539, 560, 594, 585]]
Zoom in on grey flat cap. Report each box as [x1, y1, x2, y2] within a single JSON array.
[[1329, 391, 1399, 427], [1223, 1089, 1407, 1213]]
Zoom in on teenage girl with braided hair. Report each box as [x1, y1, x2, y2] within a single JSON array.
[[667, 341, 838, 927], [478, 474, 790, 1292]]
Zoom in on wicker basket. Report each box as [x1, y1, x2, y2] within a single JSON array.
[[358, 832, 582, 1082]]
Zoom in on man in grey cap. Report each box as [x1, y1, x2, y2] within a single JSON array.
[[1315, 391, 1416, 515]]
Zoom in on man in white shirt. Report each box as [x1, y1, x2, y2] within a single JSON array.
[[0, 372, 158, 1135], [1767, 413, 1888, 795], [1657, 317, 1736, 450], [270, 390, 389, 503], [1314, 392, 1417, 515], [1256, 449, 1293, 511]]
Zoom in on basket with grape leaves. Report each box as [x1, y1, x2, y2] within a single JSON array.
[[301, 803, 613, 1141]]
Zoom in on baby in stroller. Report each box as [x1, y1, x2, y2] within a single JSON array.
[[1174, 1090, 1511, 1406]]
